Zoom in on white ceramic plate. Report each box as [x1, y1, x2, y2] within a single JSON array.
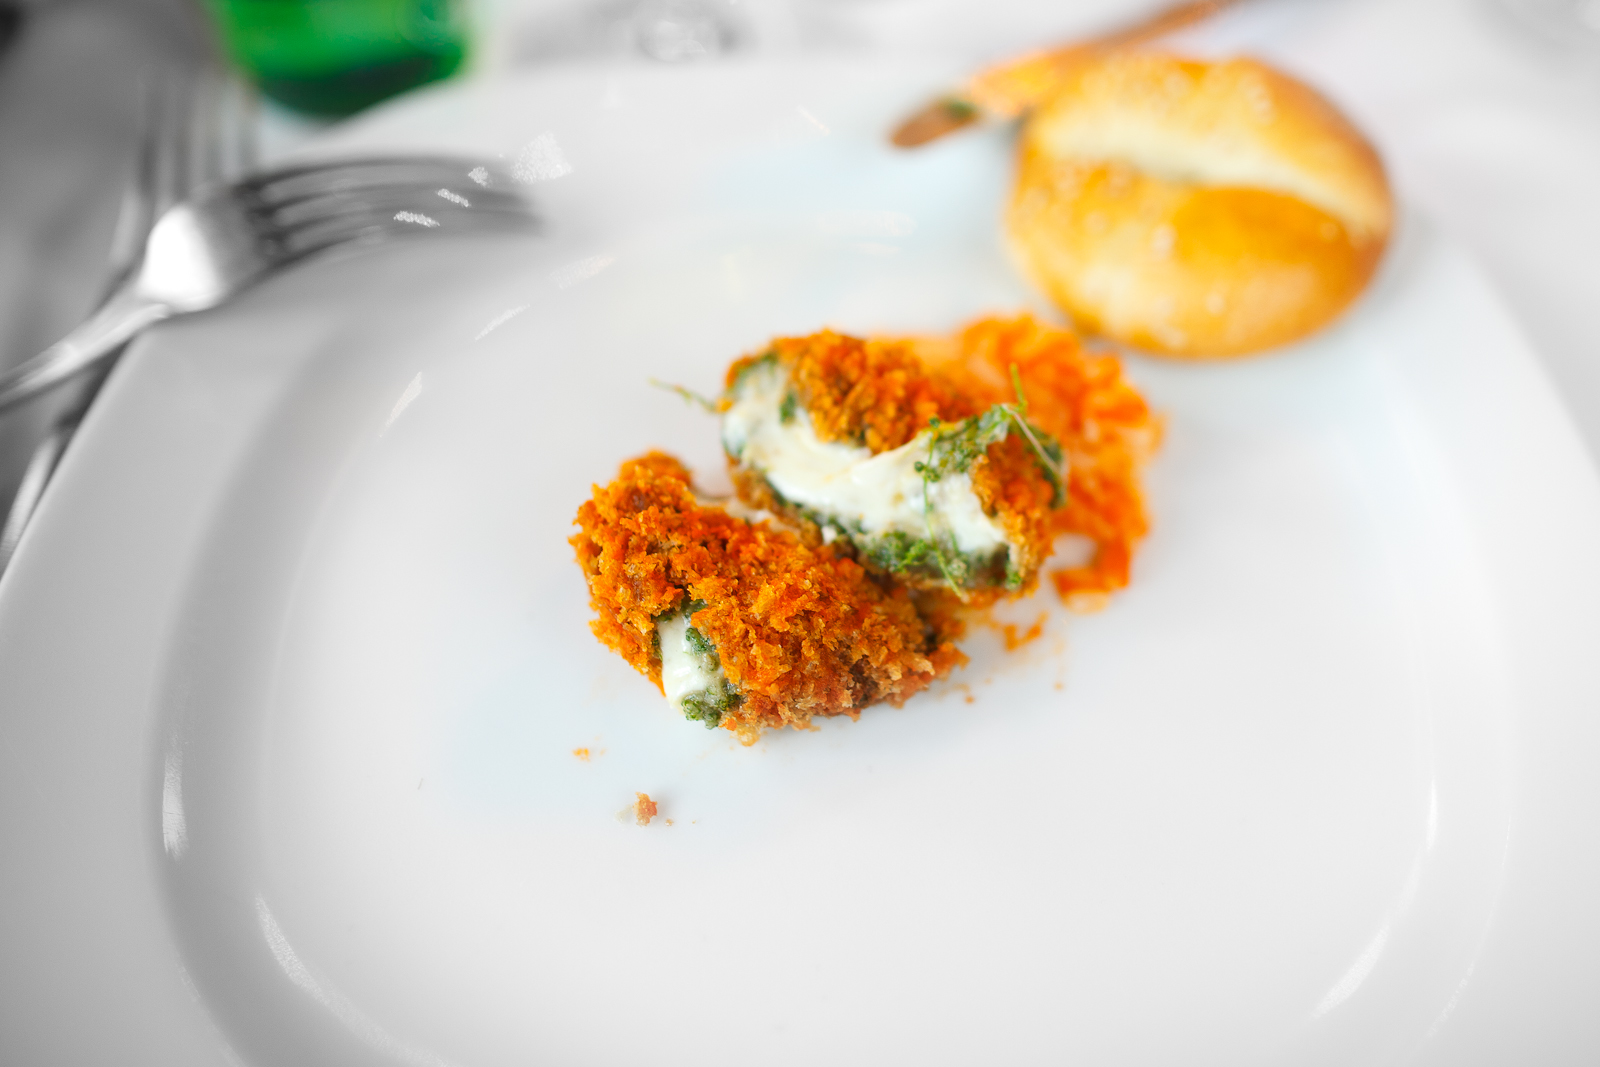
[[4, 59, 1600, 1066]]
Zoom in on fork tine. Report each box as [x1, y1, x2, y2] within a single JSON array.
[[101, 76, 165, 300], [274, 188, 536, 227], [190, 67, 255, 194], [153, 73, 197, 216], [225, 77, 261, 178], [264, 184, 532, 230], [275, 202, 538, 261], [246, 158, 515, 207], [251, 155, 508, 186], [205, 73, 256, 185], [194, 73, 226, 193]]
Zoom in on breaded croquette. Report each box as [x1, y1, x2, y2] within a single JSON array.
[[721, 315, 1155, 605], [911, 315, 1159, 607], [571, 453, 965, 743], [571, 315, 1156, 739], [722, 331, 1063, 601]]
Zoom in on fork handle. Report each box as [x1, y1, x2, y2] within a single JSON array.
[[0, 286, 171, 415]]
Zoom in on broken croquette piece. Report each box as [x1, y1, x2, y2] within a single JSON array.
[[913, 315, 1159, 606], [570, 453, 966, 743], [634, 793, 658, 826], [721, 331, 1064, 601]]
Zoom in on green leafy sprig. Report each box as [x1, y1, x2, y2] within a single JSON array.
[[649, 378, 720, 413], [907, 367, 1067, 592]]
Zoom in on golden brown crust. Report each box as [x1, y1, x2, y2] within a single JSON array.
[[575, 317, 1157, 738], [570, 452, 966, 741], [967, 435, 1055, 597], [1007, 53, 1393, 358], [728, 331, 977, 453], [727, 329, 1063, 597], [912, 315, 1159, 606]]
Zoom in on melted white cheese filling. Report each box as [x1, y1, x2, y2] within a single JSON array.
[[721, 359, 1010, 558], [657, 612, 726, 711]]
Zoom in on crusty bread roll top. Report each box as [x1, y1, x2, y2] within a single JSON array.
[[1008, 53, 1394, 358]]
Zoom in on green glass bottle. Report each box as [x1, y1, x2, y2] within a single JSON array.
[[204, 0, 469, 117]]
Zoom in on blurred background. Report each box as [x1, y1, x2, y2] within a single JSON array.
[[2, 0, 1599, 558]]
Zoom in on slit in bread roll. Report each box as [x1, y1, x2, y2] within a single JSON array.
[[1007, 53, 1393, 358]]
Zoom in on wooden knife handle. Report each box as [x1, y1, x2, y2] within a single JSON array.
[[890, 0, 1243, 148]]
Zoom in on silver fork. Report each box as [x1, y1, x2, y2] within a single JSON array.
[[0, 69, 250, 572], [0, 80, 535, 575], [0, 154, 534, 415]]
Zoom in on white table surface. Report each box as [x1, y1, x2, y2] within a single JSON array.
[[1, 1, 1598, 1063]]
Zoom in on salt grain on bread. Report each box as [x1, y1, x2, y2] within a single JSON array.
[[1007, 53, 1393, 358]]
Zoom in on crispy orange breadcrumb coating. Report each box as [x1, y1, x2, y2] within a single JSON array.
[[571, 453, 965, 743], [725, 329, 1063, 599], [732, 332, 978, 453], [573, 314, 1154, 740], [724, 316, 1155, 606], [911, 315, 1159, 607]]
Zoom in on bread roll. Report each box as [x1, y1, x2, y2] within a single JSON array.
[[1007, 53, 1393, 358]]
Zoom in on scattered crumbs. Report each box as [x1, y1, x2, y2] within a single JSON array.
[[965, 693, 976, 704], [1061, 589, 1111, 614], [633, 792, 658, 826], [1000, 612, 1048, 651], [573, 747, 590, 762], [1054, 682, 1065, 691], [664, 818, 674, 827]]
